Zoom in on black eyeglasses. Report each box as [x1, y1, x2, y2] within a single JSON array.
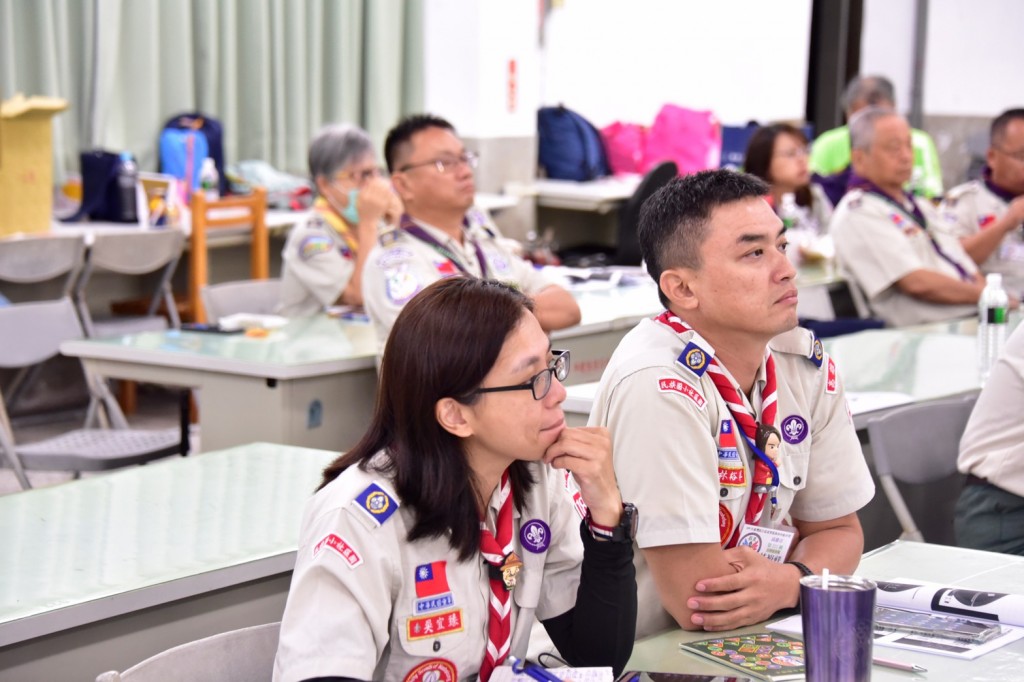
[[472, 350, 570, 401], [398, 152, 479, 174]]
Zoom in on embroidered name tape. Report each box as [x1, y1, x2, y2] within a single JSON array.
[[312, 533, 363, 568], [407, 608, 465, 641], [657, 376, 706, 409]]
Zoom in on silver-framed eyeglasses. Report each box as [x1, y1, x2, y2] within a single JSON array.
[[399, 151, 479, 174], [472, 349, 570, 401], [334, 167, 384, 186]]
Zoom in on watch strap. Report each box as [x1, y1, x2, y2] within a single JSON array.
[[786, 560, 814, 577]]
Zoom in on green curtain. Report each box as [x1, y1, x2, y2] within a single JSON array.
[[0, 0, 424, 181]]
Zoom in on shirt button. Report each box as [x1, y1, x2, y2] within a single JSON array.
[[720, 488, 728, 498], [794, 476, 802, 485], [433, 640, 441, 652]]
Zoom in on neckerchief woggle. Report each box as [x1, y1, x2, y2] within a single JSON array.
[[655, 312, 780, 544], [312, 196, 359, 254], [849, 176, 974, 282], [399, 213, 489, 279]]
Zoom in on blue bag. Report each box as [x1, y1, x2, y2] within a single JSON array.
[[159, 113, 227, 194], [537, 105, 611, 181]]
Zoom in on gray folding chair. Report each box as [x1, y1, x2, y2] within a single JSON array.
[[0, 233, 86, 300], [200, 278, 282, 322], [0, 298, 183, 490], [73, 230, 185, 337], [95, 622, 280, 682], [866, 396, 976, 543]]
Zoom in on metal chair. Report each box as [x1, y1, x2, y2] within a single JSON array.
[[0, 298, 183, 490], [95, 622, 280, 682], [189, 187, 269, 323], [200, 278, 282, 322], [866, 396, 976, 543], [73, 230, 185, 337]]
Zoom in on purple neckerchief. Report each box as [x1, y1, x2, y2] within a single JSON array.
[[850, 176, 974, 282], [399, 214, 489, 279], [982, 165, 1019, 203], [811, 166, 853, 207]]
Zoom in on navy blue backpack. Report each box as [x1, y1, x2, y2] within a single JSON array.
[[537, 105, 611, 181]]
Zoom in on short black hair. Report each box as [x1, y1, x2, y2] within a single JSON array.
[[991, 108, 1024, 147], [384, 114, 456, 173], [638, 169, 769, 308]]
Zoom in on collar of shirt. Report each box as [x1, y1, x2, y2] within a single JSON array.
[[982, 165, 1019, 203]]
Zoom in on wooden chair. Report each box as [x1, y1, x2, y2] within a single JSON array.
[[189, 186, 269, 323]]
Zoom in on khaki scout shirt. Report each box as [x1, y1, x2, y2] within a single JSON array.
[[832, 188, 979, 327], [361, 209, 554, 348], [589, 318, 873, 638], [941, 179, 1024, 296], [958, 323, 1024, 498], [274, 454, 584, 682], [277, 207, 357, 318]]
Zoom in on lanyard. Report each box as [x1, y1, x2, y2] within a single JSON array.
[[850, 178, 973, 282], [655, 312, 780, 537], [313, 196, 359, 254], [400, 214, 489, 279]]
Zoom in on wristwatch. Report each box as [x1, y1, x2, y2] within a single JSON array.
[[587, 502, 638, 543], [787, 560, 814, 577]]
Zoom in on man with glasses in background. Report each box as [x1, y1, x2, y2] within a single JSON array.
[[363, 114, 580, 345], [941, 109, 1024, 298], [278, 123, 403, 317]]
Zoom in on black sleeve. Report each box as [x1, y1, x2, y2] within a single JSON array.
[[540, 520, 637, 675]]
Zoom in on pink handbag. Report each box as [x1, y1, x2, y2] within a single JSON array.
[[600, 121, 648, 175], [642, 104, 722, 175]]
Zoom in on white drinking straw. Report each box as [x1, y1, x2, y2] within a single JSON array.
[[822, 567, 830, 590]]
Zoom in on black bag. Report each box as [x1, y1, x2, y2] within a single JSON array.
[[537, 105, 611, 181], [62, 150, 135, 223]]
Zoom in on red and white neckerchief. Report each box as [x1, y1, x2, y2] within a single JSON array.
[[655, 312, 779, 543], [478, 470, 514, 682]]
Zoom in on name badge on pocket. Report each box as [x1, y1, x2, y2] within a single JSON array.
[[734, 522, 796, 563]]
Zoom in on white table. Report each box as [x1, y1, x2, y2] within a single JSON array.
[[61, 315, 378, 453], [533, 175, 642, 213], [627, 541, 1024, 681], [0, 442, 335, 682]]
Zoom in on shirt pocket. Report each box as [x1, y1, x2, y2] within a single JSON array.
[[777, 446, 810, 493], [394, 588, 473, 664]]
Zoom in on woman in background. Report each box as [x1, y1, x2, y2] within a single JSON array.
[[274, 277, 637, 682], [744, 122, 833, 234]]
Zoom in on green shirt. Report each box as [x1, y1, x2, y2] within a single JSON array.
[[808, 125, 944, 199]]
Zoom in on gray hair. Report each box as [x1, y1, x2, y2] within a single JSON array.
[[842, 75, 896, 115], [849, 106, 900, 151], [307, 123, 375, 183]]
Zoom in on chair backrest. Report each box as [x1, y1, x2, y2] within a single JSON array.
[[866, 396, 976, 543], [95, 622, 280, 682], [0, 234, 86, 299], [201, 278, 282, 321], [0, 297, 84, 369], [189, 186, 268, 323], [74, 230, 186, 336], [614, 161, 677, 265]]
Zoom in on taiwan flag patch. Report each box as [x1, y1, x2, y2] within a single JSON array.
[[415, 561, 450, 598]]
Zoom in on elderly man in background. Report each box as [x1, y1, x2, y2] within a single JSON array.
[[810, 75, 943, 204], [831, 108, 985, 327], [941, 108, 1024, 297]]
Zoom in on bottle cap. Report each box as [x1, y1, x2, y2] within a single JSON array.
[[986, 273, 1003, 287]]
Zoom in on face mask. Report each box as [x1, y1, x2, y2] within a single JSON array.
[[341, 188, 360, 225]]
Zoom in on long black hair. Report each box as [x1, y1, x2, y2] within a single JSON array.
[[320, 277, 537, 560]]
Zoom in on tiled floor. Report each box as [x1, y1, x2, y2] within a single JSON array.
[[1, 385, 192, 495]]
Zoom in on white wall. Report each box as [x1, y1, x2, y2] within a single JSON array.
[[423, 0, 540, 138], [923, 0, 1024, 116], [860, 0, 1024, 118], [540, 0, 813, 127]]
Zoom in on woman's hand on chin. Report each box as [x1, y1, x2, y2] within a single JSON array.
[[543, 427, 622, 526]]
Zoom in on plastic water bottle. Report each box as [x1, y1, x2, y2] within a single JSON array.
[[199, 157, 220, 201], [117, 151, 139, 223], [779, 192, 800, 230], [978, 273, 1009, 385]]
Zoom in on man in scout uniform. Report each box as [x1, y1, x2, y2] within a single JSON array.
[[809, 74, 943, 203], [590, 169, 874, 637], [941, 109, 1024, 297], [277, 123, 402, 317], [362, 114, 580, 346], [831, 108, 988, 327]]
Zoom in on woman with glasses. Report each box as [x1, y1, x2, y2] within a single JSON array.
[[744, 123, 833, 236], [277, 123, 404, 317], [274, 277, 637, 682]]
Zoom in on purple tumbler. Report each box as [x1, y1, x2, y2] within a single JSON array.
[[800, 574, 876, 682]]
